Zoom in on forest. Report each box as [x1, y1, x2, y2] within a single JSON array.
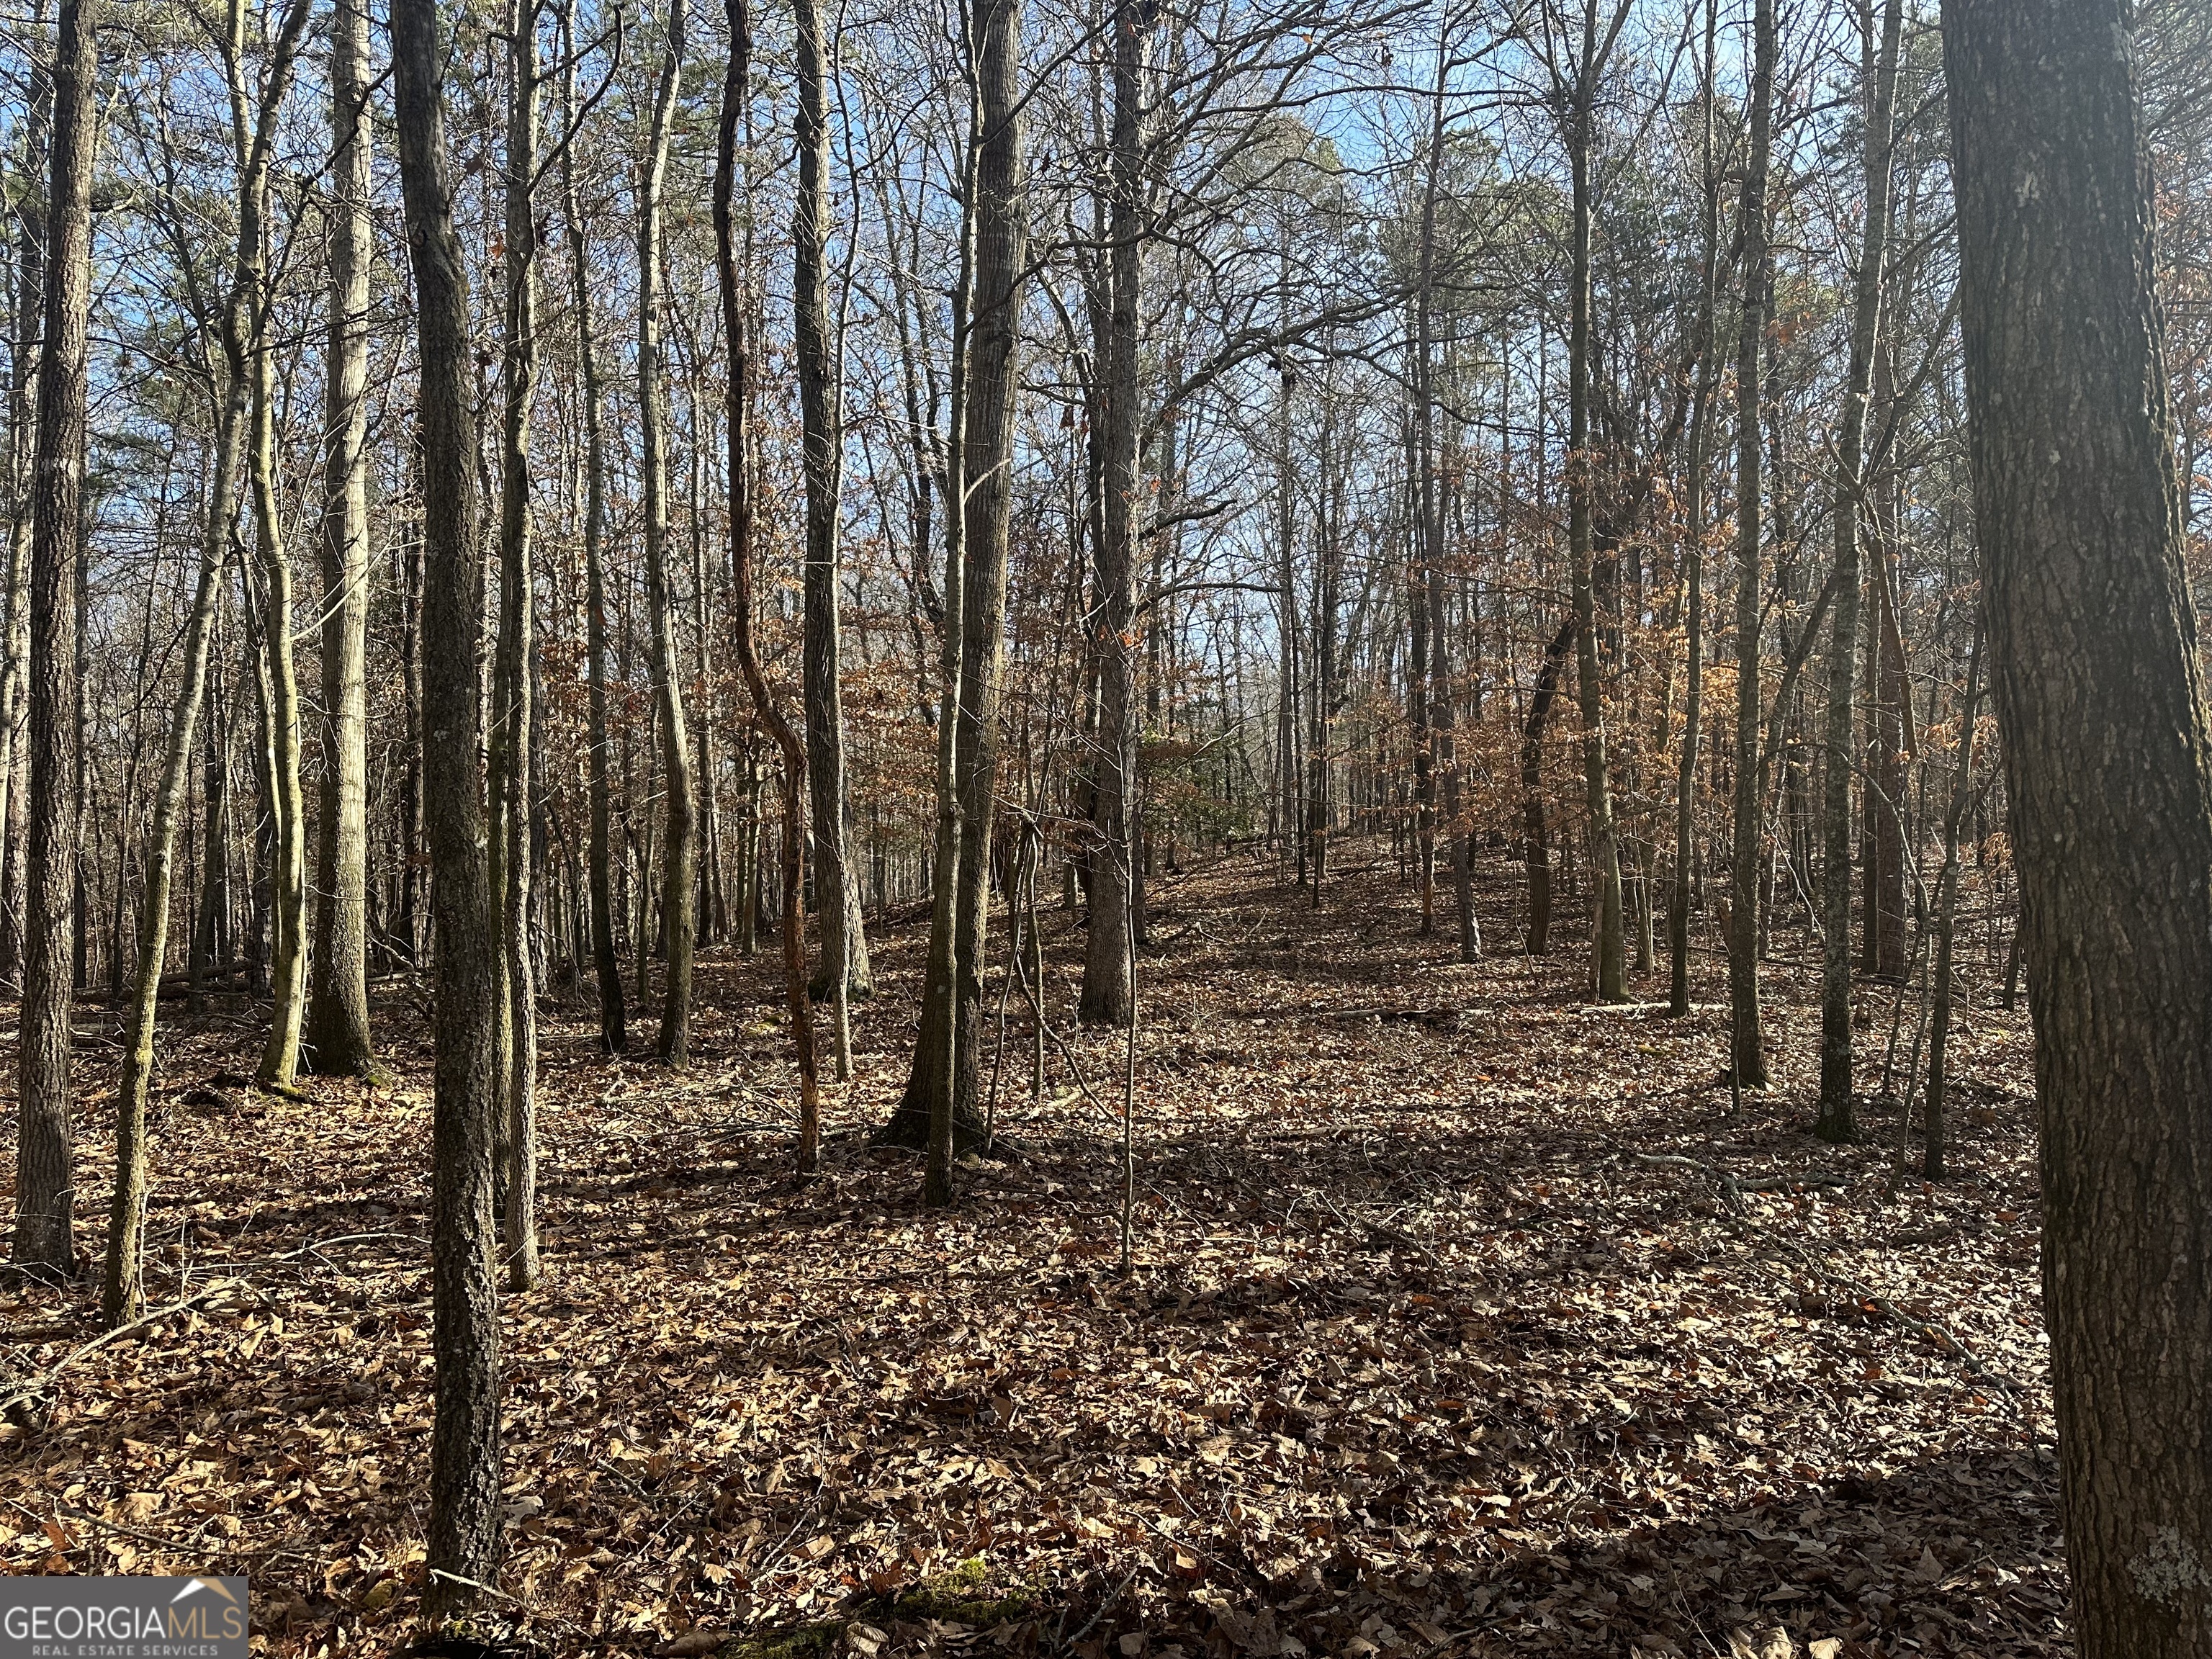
[[0, 0, 2208, 1652]]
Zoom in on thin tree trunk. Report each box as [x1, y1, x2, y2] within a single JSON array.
[[794, 0, 870, 1007], [1923, 616, 1984, 1180], [559, 0, 624, 1053], [1669, 0, 1719, 1019], [497, 0, 541, 1285], [1079, 0, 1145, 1028], [1727, 0, 1774, 1087], [104, 0, 312, 1316], [1560, 0, 1630, 1004], [639, 0, 695, 1065], [306, 0, 375, 1076], [890, 0, 1024, 1171], [0, 26, 45, 989], [244, 30, 306, 1092], [717, 0, 819, 1169], [1815, 0, 1903, 1140]]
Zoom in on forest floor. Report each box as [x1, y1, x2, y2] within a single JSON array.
[[0, 841, 2057, 1659]]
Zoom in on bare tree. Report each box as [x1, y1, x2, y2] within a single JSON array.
[[795, 0, 872, 1012], [639, 0, 696, 1066], [559, 0, 625, 1054], [105, 0, 313, 1321], [392, 0, 504, 1606], [1725, 0, 1773, 1087], [12, 0, 96, 1277], [305, 0, 377, 1077]]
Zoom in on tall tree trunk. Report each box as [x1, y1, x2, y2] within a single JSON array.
[[889, 0, 1024, 1165], [1727, 0, 1774, 1087], [0, 20, 47, 989], [640, 0, 696, 1065], [1079, 0, 1144, 1028], [1562, 0, 1629, 1002], [1815, 0, 1903, 1140], [497, 0, 541, 1285], [1408, 410, 1434, 936], [105, 0, 311, 1317], [717, 0, 820, 1169], [243, 14, 306, 1089], [794, 0, 870, 1007], [306, 0, 376, 1076], [1946, 6, 2212, 1651], [559, 0, 624, 1053], [12, 0, 94, 1277], [393, 0, 503, 1608], [230, 0, 306, 1092], [1669, 0, 1719, 1020]]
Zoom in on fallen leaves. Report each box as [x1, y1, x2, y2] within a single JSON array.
[[0, 849, 2059, 1657]]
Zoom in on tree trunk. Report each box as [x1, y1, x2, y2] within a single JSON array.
[[889, 0, 1024, 1164], [105, 0, 313, 1317], [559, 0, 624, 1054], [393, 0, 503, 1608], [1669, 0, 1719, 1020], [496, 0, 541, 1286], [0, 27, 46, 990], [1520, 615, 1573, 956], [1079, 0, 1145, 1028], [1922, 617, 1983, 1181], [246, 86, 307, 1092], [1863, 531, 1910, 981], [1727, 0, 1774, 1088], [1815, 0, 1902, 1140], [1946, 7, 2212, 1651], [640, 0, 696, 1066], [1562, 0, 1629, 1003], [306, 0, 376, 1076], [717, 0, 820, 1169], [794, 0, 871, 1007], [13, 0, 94, 1277]]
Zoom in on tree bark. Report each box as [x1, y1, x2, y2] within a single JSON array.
[[717, 0, 820, 1169], [794, 0, 871, 1007], [12, 0, 94, 1276], [496, 0, 541, 1285], [1079, 0, 1145, 1028], [1727, 0, 1774, 1088], [559, 0, 624, 1054], [306, 0, 376, 1076], [889, 0, 1025, 1164], [1947, 12, 2212, 1651], [1560, 0, 1630, 1003], [393, 0, 504, 1608], [1815, 0, 1902, 1140], [639, 0, 696, 1066]]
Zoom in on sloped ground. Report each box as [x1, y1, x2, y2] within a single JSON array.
[[0, 842, 2056, 1658]]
